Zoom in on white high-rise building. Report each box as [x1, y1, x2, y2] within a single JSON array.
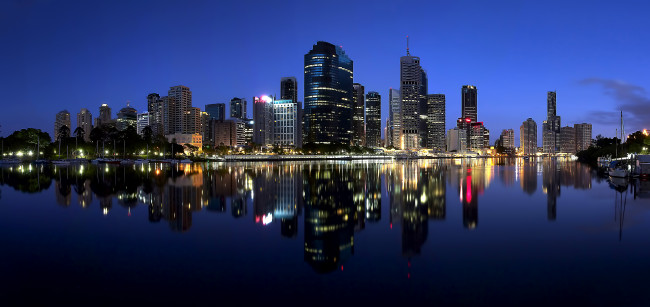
[[137, 113, 150, 136], [76, 108, 92, 142]]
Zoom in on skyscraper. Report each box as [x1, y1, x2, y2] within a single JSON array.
[[426, 94, 445, 151], [147, 94, 164, 136], [272, 99, 302, 148], [54, 110, 71, 140], [400, 47, 427, 149], [389, 88, 401, 148], [520, 118, 537, 155], [499, 129, 515, 150], [94, 104, 112, 127], [76, 108, 92, 141], [560, 126, 576, 154], [461, 85, 478, 123], [352, 83, 365, 146], [205, 103, 226, 121], [365, 91, 381, 147], [253, 96, 274, 146], [574, 123, 592, 152], [230, 97, 247, 120], [147, 93, 160, 113], [137, 113, 149, 136], [167, 85, 194, 134], [543, 91, 561, 155], [304, 41, 353, 144], [280, 77, 298, 103]]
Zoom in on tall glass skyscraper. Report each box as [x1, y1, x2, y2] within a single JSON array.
[[389, 88, 401, 148], [427, 94, 445, 151], [304, 41, 353, 144], [230, 97, 247, 120], [205, 103, 226, 121], [461, 85, 477, 123], [365, 91, 381, 147], [400, 49, 427, 149], [280, 77, 298, 103]]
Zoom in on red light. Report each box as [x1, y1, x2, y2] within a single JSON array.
[[341, 265, 344, 271], [390, 223, 392, 229], [255, 216, 261, 223], [407, 273, 411, 279], [466, 175, 472, 203], [465, 118, 471, 122]]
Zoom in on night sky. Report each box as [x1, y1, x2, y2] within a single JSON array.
[[1, 0, 648, 144]]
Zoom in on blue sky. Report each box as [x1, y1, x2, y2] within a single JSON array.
[[1, 0, 648, 144]]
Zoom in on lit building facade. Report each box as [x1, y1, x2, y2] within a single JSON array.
[[447, 127, 467, 152], [205, 103, 226, 121], [400, 52, 427, 149], [230, 97, 247, 120], [352, 83, 365, 146], [137, 113, 149, 136], [500, 129, 515, 149], [427, 94, 445, 151], [560, 126, 576, 154], [520, 118, 538, 155], [94, 104, 112, 127], [54, 110, 71, 140], [389, 88, 401, 148], [543, 91, 561, 154], [304, 41, 354, 145], [574, 123, 592, 152], [273, 99, 302, 148], [116, 104, 137, 131], [461, 85, 478, 123], [76, 108, 92, 141], [365, 91, 381, 147]]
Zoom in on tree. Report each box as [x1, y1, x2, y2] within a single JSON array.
[[73, 127, 85, 142], [57, 125, 70, 141], [141, 126, 153, 144]]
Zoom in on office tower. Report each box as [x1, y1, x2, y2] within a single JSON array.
[[352, 83, 366, 146], [200, 111, 211, 146], [447, 127, 467, 152], [253, 96, 274, 146], [560, 126, 576, 154], [543, 91, 561, 154], [304, 41, 354, 145], [281, 77, 298, 102], [468, 122, 489, 151], [116, 103, 137, 131], [161, 96, 175, 135], [76, 108, 92, 142], [137, 113, 149, 136], [54, 110, 71, 140], [400, 46, 427, 149], [365, 91, 381, 147], [574, 123, 592, 152], [273, 99, 302, 148], [147, 93, 160, 113], [389, 88, 401, 148], [499, 129, 515, 150], [427, 94, 445, 151], [94, 104, 112, 127], [205, 103, 226, 121], [188, 107, 202, 134], [230, 97, 247, 120], [384, 118, 390, 147], [461, 85, 478, 123], [520, 118, 538, 155], [147, 94, 164, 136]]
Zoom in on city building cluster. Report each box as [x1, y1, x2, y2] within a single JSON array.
[[53, 40, 592, 155]]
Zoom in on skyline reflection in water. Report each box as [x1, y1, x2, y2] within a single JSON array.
[[1, 159, 649, 305]]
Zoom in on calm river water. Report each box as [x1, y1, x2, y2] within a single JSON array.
[[1, 158, 649, 305]]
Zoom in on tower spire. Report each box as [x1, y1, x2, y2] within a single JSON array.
[[406, 35, 410, 56]]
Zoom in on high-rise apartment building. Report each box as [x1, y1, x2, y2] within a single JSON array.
[[365, 91, 381, 147], [76, 108, 92, 141], [116, 104, 137, 131], [205, 103, 226, 121], [280, 77, 298, 103], [560, 126, 576, 154], [304, 41, 353, 144], [230, 97, 247, 120], [94, 104, 112, 127], [400, 49, 427, 149], [167, 85, 194, 134], [461, 85, 478, 123], [543, 91, 561, 154], [520, 118, 538, 155], [147, 93, 160, 113], [499, 129, 515, 149], [427, 94, 445, 151], [574, 123, 592, 152], [146, 94, 164, 136], [352, 83, 366, 146], [54, 110, 71, 140], [389, 88, 401, 148]]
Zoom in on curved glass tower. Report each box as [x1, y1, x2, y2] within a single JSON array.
[[304, 41, 353, 144]]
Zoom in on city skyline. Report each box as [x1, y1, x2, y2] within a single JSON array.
[[2, 1, 648, 144]]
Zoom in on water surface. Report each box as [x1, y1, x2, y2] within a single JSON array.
[[1, 158, 649, 305]]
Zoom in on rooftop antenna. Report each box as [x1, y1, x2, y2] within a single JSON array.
[[406, 35, 410, 56]]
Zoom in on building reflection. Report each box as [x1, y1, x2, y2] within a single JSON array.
[[303, 163, 355, 273]]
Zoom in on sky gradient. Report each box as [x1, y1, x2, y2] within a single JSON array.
[[1, 0, 648, 145]]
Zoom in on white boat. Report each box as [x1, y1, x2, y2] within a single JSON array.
[[608, 161, 629, 178], [0, 159, 21, 165], [52, 160, 70, 165], [134, 159, 150, 164]]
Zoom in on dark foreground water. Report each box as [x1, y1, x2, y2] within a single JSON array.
[[1, 158, 650, 305]]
